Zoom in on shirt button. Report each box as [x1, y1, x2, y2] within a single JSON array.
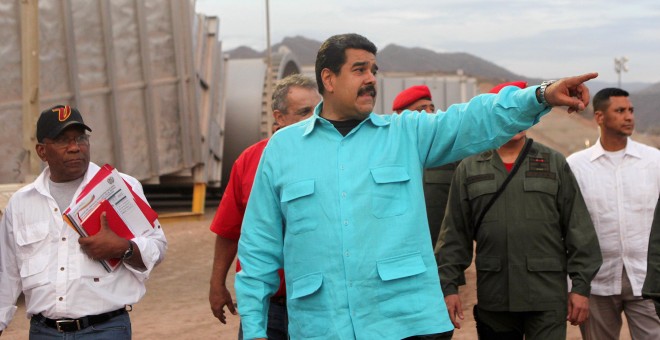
[[61, 237, 66, 241], [60, 267, 65, 271], [58, 297, 63, 301], [348, 281, 353, 287], [340, 165, 344, 170], [341, 192, 347, 198], [54, 208, 58, 212], [343, 220, 349, 226], [345, 251, 350, 257]]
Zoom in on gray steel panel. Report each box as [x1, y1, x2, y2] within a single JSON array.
[[222, 59, 267, 185], [0, 0, 21, 104], [39, 1, 71, 99], [0, 105, 27, 183], [153, 83, 185, 175]]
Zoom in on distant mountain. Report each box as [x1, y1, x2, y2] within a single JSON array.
[[377, 44, 538, 83], [226, 36, 659, 135], [585, 80, 653, 95], [632, 82, 660, 134], [227, 36, 537, 82], [225, 46, 262, 59], [273, 36, 321, 66]]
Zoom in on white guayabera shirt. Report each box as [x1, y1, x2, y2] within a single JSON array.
[[567, 138, 660, 296]]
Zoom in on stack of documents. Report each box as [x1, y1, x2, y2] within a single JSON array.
[[64, 164, 158, 272]]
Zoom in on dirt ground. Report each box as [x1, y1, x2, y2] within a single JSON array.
[[1, 208, 629, 339]]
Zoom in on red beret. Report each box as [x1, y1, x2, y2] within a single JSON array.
[[392, 85, 432, 111], [488, 81, 527, 94]]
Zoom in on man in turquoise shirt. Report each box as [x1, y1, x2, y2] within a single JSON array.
[[235, 33, 597, 340]]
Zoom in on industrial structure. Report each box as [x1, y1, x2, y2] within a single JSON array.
[[0, 0, 481, 219]]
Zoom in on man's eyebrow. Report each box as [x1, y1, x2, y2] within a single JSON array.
[[351, 61, 369, 68]]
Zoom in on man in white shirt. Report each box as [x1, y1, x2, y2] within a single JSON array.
[[0, 105, 167, 338], [567, 88, 660, 339]]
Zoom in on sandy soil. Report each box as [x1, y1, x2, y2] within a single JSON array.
[[1, 208, 628, 339]]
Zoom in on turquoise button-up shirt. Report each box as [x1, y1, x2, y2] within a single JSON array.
[[236, 86, 549, 339]]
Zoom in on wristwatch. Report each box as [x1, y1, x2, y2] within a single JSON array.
[[537, 80, 556, 107], [122, 240, 134, 261]]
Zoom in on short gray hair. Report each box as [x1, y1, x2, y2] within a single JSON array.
[[271, 74, 318, 113]]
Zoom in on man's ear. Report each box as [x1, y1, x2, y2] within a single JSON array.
[[321, 68, 335, 93], [35, 144, 47, 162], [273, 109, 285, 127], [594, 110, 604, 126]]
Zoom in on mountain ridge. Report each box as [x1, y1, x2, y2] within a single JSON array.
[[226, 36, 659, 133]]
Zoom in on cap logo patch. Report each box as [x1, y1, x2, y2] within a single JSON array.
[[53, 105, 72, 121]]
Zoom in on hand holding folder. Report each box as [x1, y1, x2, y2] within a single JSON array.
[[64, 164, 158, 272]]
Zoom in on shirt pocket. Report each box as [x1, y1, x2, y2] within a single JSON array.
[[281, 179, 318, 235], [19, 253, 50, 290], [376, 252, 427, 317], [370, 166, 411, 219], [78, 252, 114, 281], [475, 255, 505, 304], [288, 272, 330, 338], [523, 177, 559, 220], [15, 221, 50, 259], [466, 176, 498, 222], [526, 256, 565, 302]]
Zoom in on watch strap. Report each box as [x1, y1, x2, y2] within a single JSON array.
[[538, 80, 556, 107], [122, 240, 134, 261]]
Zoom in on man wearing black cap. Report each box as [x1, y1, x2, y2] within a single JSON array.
[[0, 105, 167, 338]]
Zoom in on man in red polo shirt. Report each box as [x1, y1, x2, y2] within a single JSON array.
[[208, 74, 320, 339]]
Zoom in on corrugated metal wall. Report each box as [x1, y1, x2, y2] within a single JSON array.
[[0, 0, 225, 186]]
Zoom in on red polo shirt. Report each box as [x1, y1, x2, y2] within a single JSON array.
[[210, 139, 286, 297]]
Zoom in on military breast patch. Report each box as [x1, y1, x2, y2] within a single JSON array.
[[466, 173, 495, 185]]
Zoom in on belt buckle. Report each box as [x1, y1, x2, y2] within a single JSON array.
[[55, 319, 81, 332]]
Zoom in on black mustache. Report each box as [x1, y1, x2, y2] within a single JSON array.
[[358, 85, 377, 97]]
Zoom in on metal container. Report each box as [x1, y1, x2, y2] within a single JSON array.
[[0, 0, 225, 189]]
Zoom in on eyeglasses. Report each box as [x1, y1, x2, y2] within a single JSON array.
[[41, 134, 90, 149]]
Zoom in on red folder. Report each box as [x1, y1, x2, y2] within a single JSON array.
[[80, 200, 124, 269], [64, 164, 159, 271]]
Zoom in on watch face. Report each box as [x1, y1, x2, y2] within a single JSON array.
[[123, 242, 134, 260]]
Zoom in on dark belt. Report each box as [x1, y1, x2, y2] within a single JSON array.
[[270, 295, 287, 306], [33, 308, 126, 332]]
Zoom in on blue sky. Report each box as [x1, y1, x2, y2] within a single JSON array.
[[196, 0, 660, 84]]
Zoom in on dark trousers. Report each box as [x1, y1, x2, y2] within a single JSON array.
[[473, 305, 566, 340]]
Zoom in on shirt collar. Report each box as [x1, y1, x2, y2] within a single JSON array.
[[590, 137, 641, 161], [34, 162, 98, 197], [303, 101, 389, 136]]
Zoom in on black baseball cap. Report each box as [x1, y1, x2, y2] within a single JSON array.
[[36, 105, 92, 143]]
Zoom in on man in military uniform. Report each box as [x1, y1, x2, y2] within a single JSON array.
[[436, 82, 602, 339], [392, 84, 457, 247], [643, 197, 660, 318]]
